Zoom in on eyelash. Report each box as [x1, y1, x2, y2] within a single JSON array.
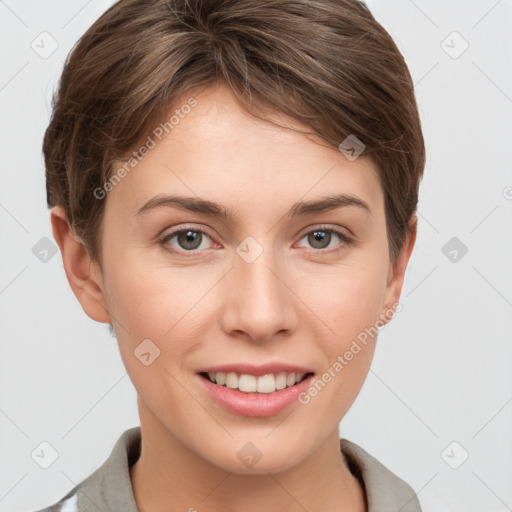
[[158, 224, 355, 258]]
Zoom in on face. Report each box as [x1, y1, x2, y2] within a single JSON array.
[[58, 83, 414, 474]]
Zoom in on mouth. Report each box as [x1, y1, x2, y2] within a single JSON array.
[[196, 370, 315, 416], [198, 371, 315, 394]]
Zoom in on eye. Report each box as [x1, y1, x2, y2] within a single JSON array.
[[296, 226, 354, 253], [159, 227, 215, 256], [158, 224, 355, 257]]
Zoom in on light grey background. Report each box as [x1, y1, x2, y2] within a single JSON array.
[[1, 1, 511, 511]]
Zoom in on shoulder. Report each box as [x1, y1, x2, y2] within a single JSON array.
[[29, 494, 78, 512], [340, 438, 423, 512], [26, 426, 141, 512]]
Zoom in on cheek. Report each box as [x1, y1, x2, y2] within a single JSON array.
[[107, 273, 169, 336], [101, 250, 219, 369], [297, 275, 383, 418], [299, 258, 388, 347], [296, 257, 387, 404], [104, 242, 388, 353], [102, 240, 200, 333], [102, 265, 195, 404]]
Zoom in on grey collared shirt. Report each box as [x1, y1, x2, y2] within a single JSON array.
[[32, 426, 422, 512]]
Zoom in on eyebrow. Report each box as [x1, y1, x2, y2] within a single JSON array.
[[135, 193, 371, 219]]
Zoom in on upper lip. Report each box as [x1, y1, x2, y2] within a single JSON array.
[[196, 363, 314, 377]]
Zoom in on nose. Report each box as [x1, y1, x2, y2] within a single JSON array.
[[218, 241, 298, 343]]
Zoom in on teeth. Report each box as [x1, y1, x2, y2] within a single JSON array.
[[205, 371, 307, 393]]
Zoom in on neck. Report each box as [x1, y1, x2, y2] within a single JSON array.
[[130, 403, 366, 512]]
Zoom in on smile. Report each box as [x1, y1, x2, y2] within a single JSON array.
[[196, 371, 315, 417], [200, 371, 312, 394]]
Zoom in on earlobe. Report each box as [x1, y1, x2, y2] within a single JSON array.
[[380, 214, 418, 322], [50, 206, 111, 324]]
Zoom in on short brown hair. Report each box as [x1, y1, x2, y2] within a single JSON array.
[[43, 0, 425, 266]]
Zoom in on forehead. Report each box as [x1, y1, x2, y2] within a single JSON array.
[[107, 83, 383, 217]]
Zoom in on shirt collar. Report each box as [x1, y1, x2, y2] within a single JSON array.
[[340, 438, 422, 511], [65, 427, 421, 512]]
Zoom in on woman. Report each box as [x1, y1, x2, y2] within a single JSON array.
[[35, 0, 425, 510]]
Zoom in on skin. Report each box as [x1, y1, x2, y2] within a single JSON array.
[[51, 82, 416, 512]]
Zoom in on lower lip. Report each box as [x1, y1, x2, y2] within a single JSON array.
[[196, 373, 314, 417]]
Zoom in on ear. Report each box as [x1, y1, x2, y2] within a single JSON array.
[[50, 206, 111, 323], [379, 214, 418, 323]]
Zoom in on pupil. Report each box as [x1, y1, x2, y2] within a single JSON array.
[[310, 230, 330, 248], [179, 230, 201, 250]]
